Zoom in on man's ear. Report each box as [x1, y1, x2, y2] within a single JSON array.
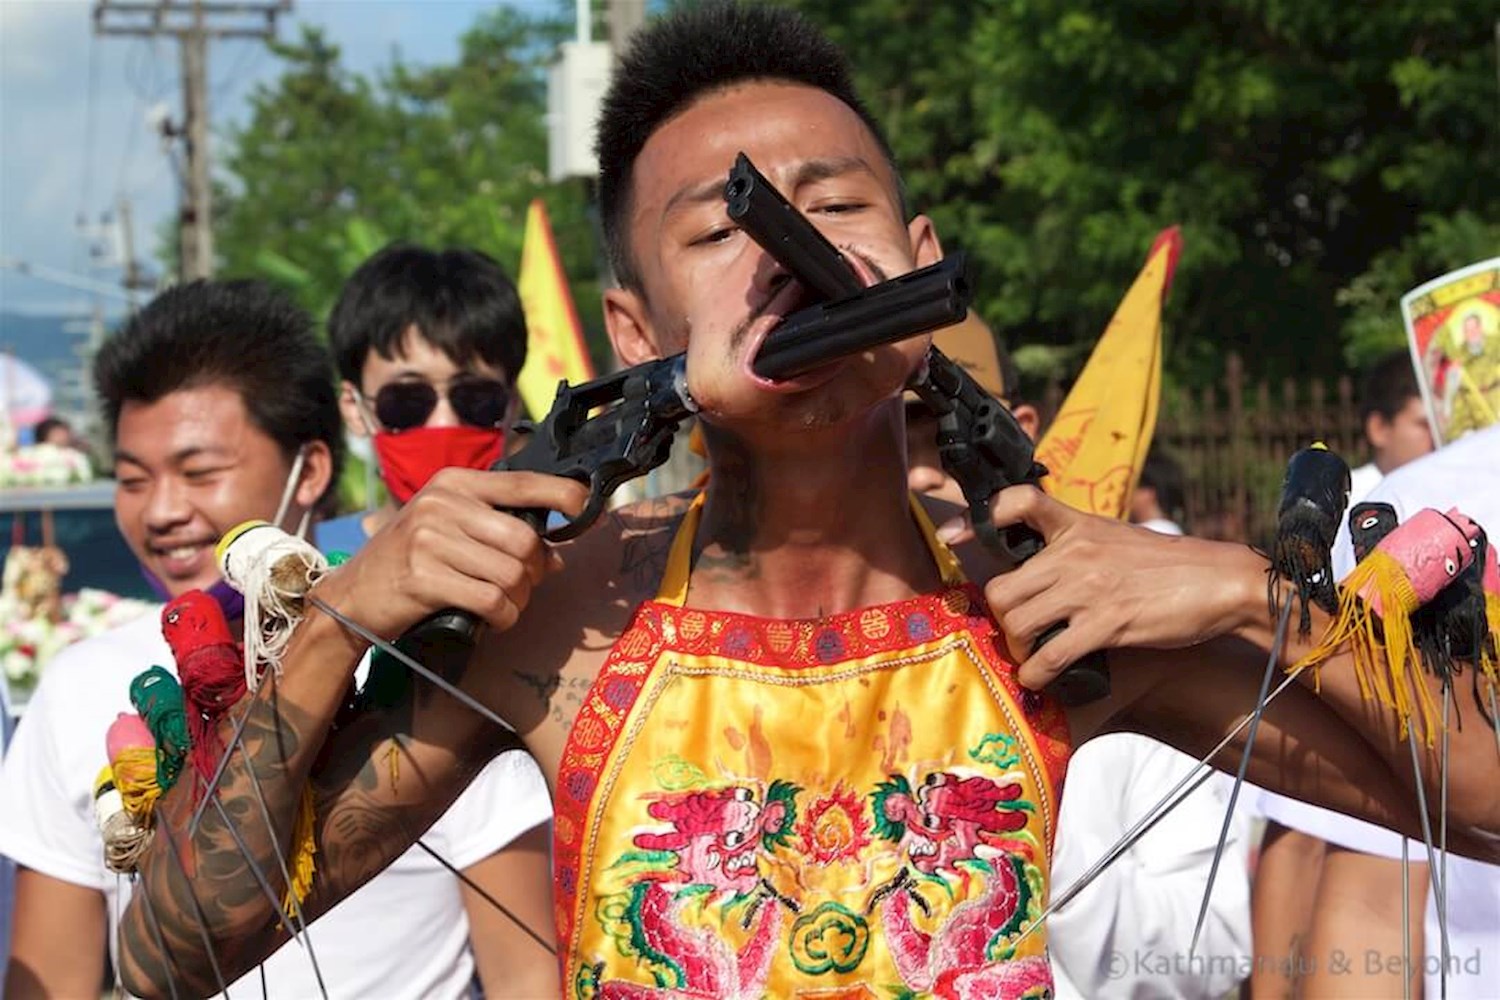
[[295, 440, 335, 510], [1013, 404, 1041, 443], [1365, 412, 1390, 451], [907, 214, 944, 270], [338, 381, 370, 438], [604, 286, 664, 366]]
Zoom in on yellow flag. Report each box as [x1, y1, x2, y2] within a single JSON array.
[[516, 199, 596, 420], [1034, 226, 1180, 518]]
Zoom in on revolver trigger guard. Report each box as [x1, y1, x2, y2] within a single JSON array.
[[541, 479, 612, 543]]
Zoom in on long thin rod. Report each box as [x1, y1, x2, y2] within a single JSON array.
[[237, 760, 328, 999], [307, 596, 512, 731], [1402, 836, 1412, 1000], [1438, 684, 1451, 999], [156, 816, 233, 998], [134, 870, 184, 1000], [1190, 594, 1293, 955], [1404, 722, 1450, 984], [413, 839, 556, 956], [1012, 667, 1306, 949], [188, 698, 258, 838]]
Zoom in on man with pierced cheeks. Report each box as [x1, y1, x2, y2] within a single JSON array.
[[118, 5, 1500, 998]]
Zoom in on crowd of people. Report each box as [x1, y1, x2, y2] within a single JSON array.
[[1, 3, 1495, 999]]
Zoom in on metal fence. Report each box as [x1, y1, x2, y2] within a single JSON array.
[[1039, 352, 1367, 547]]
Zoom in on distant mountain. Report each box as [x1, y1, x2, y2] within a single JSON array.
[[0, 312, 121, 422]]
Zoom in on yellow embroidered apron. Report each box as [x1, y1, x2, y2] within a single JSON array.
[[553, 497, 1071, 999]]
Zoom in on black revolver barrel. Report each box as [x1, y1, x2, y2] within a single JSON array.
[[751, 255, 970, 380], [725, 152, 864, 301]]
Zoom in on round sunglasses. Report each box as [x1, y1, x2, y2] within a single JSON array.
[[366, 377, 513, 433]]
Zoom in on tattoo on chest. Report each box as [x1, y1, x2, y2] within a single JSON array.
[[516, 670, 594, 727], [549, 675, 593, 726], [615, 498, 685, 594], [516, 669, 561, 706]]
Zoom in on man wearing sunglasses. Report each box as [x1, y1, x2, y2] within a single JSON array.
[[319, 243, 526, 556]]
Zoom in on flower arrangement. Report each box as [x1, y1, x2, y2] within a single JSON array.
[[0, 588, 155, 706], [0, 442, 94, 488]]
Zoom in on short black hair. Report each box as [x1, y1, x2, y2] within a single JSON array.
[[596, 0, 899, 290], [1139, 445, 1187, 528], [328, 243, 526, 385], [994, 340, 1022, 404], [32, 416, 71, 443], [1359, 350, 1421, 424], [93, 279, 343, 501]]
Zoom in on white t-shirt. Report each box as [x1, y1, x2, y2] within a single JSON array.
[[1137, 517, 1184, 537], [0, 611, 551, 1000], [1257, 424, 1500, 999], [1048, 734, 1253, 999], [1347, 460, 1383, 507]]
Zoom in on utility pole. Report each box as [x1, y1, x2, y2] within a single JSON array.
[[607, 0, 647, 58], [93, 1, 291, 282], [115, 198, 156, 307]]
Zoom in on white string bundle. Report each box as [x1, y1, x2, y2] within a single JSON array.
[[217, 520, 329, 691], [93, 768, 152, 874]]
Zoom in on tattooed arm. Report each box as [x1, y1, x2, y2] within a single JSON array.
[[116, 470, 588, 997], [115, 600, 517, 996]]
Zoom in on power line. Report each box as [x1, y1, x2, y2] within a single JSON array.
[[93, 0, 292, 282]]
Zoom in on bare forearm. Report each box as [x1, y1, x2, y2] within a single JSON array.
[[1229, 584, 1500, 853]]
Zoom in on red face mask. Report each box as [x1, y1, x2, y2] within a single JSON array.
[[372, 425, 505, 504]]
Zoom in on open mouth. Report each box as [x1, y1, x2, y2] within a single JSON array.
[[741, 253, 879, 394]]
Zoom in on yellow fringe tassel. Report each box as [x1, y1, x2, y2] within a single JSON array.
[[111, 747, 163, 823], [281, 784, 317, 917], [385, 741, 401, 793], [1292, 551, 1440, 744], [1482, 592, 1500, 691]]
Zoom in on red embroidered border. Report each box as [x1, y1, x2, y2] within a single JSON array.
[[550, 583, 1073, 972]]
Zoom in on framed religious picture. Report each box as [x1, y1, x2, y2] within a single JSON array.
[[1402, 257, 1500, 447]]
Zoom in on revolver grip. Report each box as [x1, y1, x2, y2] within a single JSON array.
[[1040, 642, 1112, 707], [972, 519, 1111, 706], [396, 608, 483, 660], [392, 506, 553, 659]]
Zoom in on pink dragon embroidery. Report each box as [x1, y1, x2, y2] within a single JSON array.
[[870, 771, 1052, 999], [588, 782, 798, 999]]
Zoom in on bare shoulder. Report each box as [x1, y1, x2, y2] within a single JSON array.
[[479, 492, 693, 769]]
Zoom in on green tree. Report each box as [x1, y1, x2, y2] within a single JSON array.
[[214, 9, 607, 510], [216, 10, 604, 357], [784, 0, 1499, 385]]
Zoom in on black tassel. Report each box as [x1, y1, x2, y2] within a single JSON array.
[[1270, 445, 1352, 637]]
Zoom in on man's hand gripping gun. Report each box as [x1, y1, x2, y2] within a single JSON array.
[[396, 155, 971, 657], [730, 151, 1110, 705]]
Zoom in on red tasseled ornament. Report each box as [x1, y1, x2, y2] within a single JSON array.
[[162, 591, 246, 787]]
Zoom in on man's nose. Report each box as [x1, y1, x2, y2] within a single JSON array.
[[143, 478, 191, 529], [750, 249, 792, 301], [426, 394, 460, 429]]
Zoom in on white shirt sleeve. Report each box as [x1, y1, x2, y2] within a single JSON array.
[[1047, 734, 1253, 1000], [0, 654, 109, 890], [427, 748, 552, 871]]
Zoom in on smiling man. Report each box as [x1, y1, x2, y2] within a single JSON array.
[[116, 6, 1500, 998], [0, 280, 555, 999]]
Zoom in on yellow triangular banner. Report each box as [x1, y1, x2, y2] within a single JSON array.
[[516, 199, 595, 420], [1035, 226, 1180, 518]]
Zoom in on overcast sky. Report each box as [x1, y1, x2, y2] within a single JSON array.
[[0, 0, 561, 316]]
